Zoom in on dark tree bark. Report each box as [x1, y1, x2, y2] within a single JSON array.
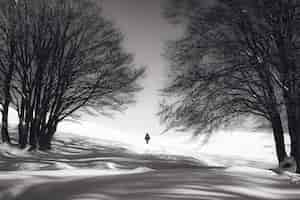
[[0, 0, 145, 151], [160, 0, 292, 167], [1, 109, 10, 143], [39, 123, 57, 150], [285, 102, 297, 158], [29, 122, 38, 150], [1, 82, 10, 144], [1, 58, 15, 144], [271, 113, 287, 163], [0, 1, 18, 144]]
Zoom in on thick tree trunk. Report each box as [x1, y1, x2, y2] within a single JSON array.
[[1, 68, 13, 144], [1, 66, 12, 143], [39, 133, 52, 151], [29, 112, 40, 150], [281, 87, 299, 172], [18, 123, 26, 149], [27, 100, 37, 150], [19, 120, 30, 149], [275, 35, 297, 159], [295, 135, 300, 173], [39, 134, 51, 151], [294, 114, 300, 173], [29, 60, 45, 150], [39, 122, 57, 151], [18, 98, 26, 148], [294, 96, 300, 173], [1, 107, 10, 144], [271, 113, 287, 164], [284, 96, 298, 158], [29, 120, 38, 150], [1, 33, 16, 145], [18, 120, 29, 149]]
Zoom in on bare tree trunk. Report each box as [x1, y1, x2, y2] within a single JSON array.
[[39, 134, 51, 150], [29, 120, 38, 150], [1, 82, 10, 144], [46, 124, 57, 150], [39, 123, 56, 151], [294, 94, 300, 173], [28, 104, 37, 150], [294, 116, 300, 173], [1, 108, 10, 144], [18, 98, 28, 148], [295, 135, 300, 173], [18, 123, 25, 148], [1, 65, 14, 144], [271, 113, 287, 164], [286, 102, 297, 158]]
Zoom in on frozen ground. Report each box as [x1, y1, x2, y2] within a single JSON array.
[[0, 132, 300, 200]]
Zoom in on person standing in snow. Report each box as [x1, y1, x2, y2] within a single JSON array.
[[145, 133, 150, 144]]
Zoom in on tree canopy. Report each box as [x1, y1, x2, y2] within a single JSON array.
[[0, 0, 145, 150]]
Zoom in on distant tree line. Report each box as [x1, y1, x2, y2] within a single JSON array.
[[160, 0, 300, 172], [0, 0, 144, 150]]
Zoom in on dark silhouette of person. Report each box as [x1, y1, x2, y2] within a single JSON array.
[[145, 133, 150, 144]]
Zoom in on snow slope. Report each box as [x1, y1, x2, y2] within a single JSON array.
[[0, 133, 299, 200], [2, 166, 300, 200], [60, 120, 284, 169]]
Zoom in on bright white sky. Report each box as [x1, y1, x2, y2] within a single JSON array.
[[66, 0, 182, 141]]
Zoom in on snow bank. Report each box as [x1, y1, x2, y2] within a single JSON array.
[[17, 163, 49, 171], [0, 166, 153, 179], [281, 171, 300, 183], [0, 143, 30, 158], [226, 166, 300, 184], [226, 166, 275, 176], [198, 130, 280, 164]]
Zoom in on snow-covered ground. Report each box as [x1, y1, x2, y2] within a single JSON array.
[[2, 116, 296, 198], [0, 129, 299, 200], [1, 163, 300, 200], [59, 120, 282, 166]]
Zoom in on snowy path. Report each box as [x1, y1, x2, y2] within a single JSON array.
[[2, 167, 300, 200], [0, 134, 300, 200]]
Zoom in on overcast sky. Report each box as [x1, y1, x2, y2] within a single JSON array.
[[81, 0, 181, 139]]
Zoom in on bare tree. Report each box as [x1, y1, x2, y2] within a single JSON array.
[[160, 0, 290, 164], [258, 0, 300, 172], [0, 0, 17, 144], [0, 0, 144, 150]]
